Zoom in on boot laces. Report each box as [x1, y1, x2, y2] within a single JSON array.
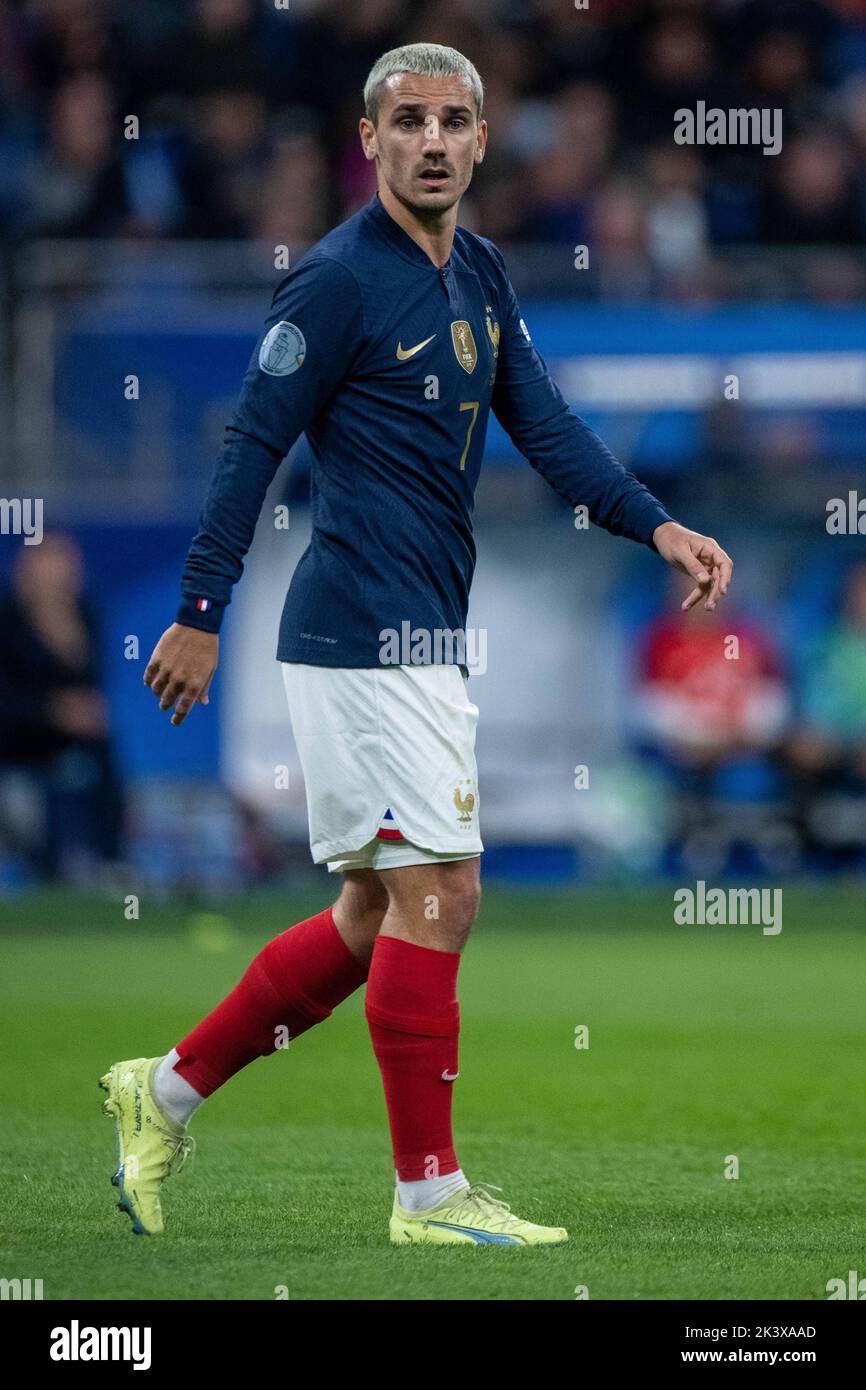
[[154, 1123, 196, 1178], [454, 1183, 516, 1227]]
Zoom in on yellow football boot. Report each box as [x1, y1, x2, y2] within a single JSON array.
[[390, 1184, 568, 1246], [98, 1057, 194, 1235]]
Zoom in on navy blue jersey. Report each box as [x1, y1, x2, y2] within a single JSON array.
[[177, 193, 673, 665]]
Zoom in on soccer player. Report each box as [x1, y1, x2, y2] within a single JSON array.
[[100, 43, 732, 1247]]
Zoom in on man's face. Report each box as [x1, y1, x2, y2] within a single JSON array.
[[360, 72, 487, 218]]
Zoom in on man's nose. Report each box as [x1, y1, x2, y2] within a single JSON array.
[[422, 116, 446, 150]]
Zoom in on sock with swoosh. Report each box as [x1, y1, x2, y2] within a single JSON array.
[[365, 934, 467, 1204]]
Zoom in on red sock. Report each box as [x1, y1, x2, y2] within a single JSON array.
[[173, 907, 367, 1097], [365, 935, 461, 1181]]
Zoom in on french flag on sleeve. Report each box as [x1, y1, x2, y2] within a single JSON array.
[[196, 598, 211, 612]]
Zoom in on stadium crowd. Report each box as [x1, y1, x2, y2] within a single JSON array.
[[2, 0, 866, 274]]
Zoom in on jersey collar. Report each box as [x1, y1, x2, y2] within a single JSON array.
[[366, 192, 454, 272]]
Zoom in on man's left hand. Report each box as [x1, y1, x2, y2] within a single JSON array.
[[653, 521, 733, 611]]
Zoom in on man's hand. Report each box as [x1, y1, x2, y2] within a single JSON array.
[[653, 522, 733, 612], [144, 624, 218, 726]]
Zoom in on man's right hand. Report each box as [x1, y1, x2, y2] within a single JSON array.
[[144, 623, 219, 727]]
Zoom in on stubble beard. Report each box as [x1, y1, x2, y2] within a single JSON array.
[[388, 168, 469, 226]]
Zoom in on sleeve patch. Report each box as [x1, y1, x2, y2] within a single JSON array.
[[259, 321, 307, 376]]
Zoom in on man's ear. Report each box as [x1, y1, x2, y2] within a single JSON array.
[[359, 118, 378, 162]]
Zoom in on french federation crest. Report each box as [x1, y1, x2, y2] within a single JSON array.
[[259, 321, 306, 376], [485, 305, 500, 357], [453, 779, 476, 825], [450, 320, 478, 374]]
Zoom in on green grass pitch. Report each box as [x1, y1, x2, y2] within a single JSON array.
[[0, 885, 863, 1301]]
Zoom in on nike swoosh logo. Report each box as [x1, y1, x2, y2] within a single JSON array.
[[396, 334, 436, 360], [441, 1069, 459, 1082]]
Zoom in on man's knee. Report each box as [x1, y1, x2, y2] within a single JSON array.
[[394, 858, 481, 950], [437, 862, 481, 935]]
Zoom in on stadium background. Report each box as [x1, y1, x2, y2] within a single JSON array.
[[1, 0, 865, 1304], [4, 0, 866, 890]]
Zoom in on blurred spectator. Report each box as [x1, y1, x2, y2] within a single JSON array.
[[22, 70, 129, 236], [629, 9, 722, 144], [786, 561, 866, 775], [793, 561, 866, 760], [635, 598, 790, 774], [633, 591, 793, 872], [644, 142, 709, 276], [782, 561, 866, 863], [25, 0, 127, 100], [179, 86, 271, 237], [761, 131, 862, 244], [252, 128, 331, 244], [0, 534, 125, 882], [154, 0, 272, 101]]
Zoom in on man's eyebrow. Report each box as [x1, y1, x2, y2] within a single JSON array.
[[390, 102, 473, 117]]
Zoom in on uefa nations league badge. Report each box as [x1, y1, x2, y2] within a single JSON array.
[[259, 321, 306, 376]]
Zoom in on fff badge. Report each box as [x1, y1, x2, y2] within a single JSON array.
[[450, 320, 478, 374]]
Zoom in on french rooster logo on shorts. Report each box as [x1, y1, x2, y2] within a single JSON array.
[[453, 779, 475, 826]]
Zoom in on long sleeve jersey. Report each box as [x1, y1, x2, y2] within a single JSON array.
[[177, 192, 673, 665]]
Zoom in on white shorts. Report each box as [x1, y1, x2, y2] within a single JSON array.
[[282, 662, 483, 873]]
